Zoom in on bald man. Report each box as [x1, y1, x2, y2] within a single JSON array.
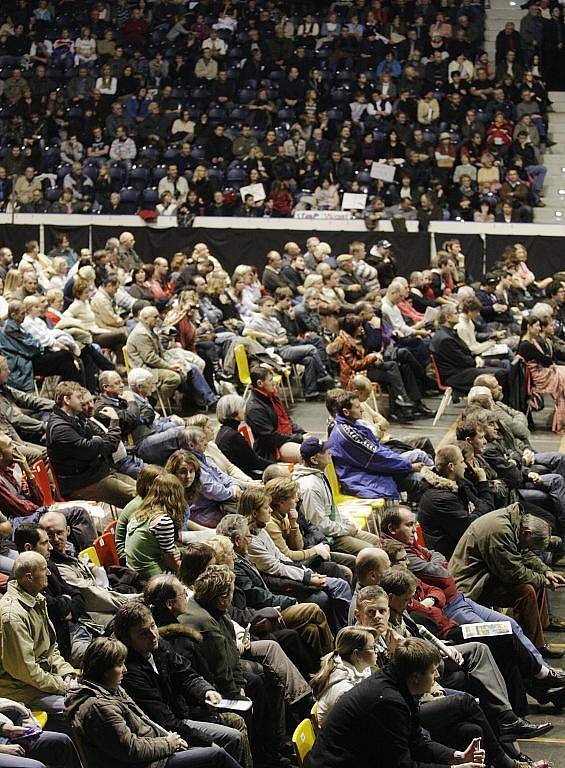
[[0, 552, 75, 730], [348, 547, 391, 624]]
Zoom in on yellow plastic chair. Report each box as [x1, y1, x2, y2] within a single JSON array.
[[78, 546, 101, 567], [292, 718, 316, 767], [234, 344, 289, 405], [32, 711, 48, 728], [122, 345, 169, 416], [325, 458, 385, 532]]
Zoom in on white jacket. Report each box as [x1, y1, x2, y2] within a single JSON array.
[[317, 657, 371, 726], [292, 464, 352, 538], [455, 314, 494, 355]]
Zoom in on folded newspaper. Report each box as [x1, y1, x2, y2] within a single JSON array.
[[208, 698, 253, 713], [461, 621, 512, 640]]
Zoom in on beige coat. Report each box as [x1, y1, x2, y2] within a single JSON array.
[[126, 322, 170, 370], [91, 288, 125, 329], [0, 581, 74, 704]]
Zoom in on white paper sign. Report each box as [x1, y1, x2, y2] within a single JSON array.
[[294, 210, 352, 220], [239, 183, 266, 202], [342, 192, 367, 211], [370, 162, 396, 183]]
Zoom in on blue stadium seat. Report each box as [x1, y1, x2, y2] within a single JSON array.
[[129, 165, 151, 191]]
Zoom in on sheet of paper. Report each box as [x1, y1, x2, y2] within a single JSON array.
[[370, 162, 396, 182], [209, 698, 253, 712], [239, 183, 265, 202], [342, 192, 367, 211], [461, 621, 512, 640]]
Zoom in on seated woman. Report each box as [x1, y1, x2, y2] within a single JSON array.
[[65, 636, 239, 768], [180, 565, 288, 767], [115, 464, 164, 560], [165, 449, 218, 540], [331, 314, 423, 422], [125, 472, 185, 580], [239, 487, 351, 634], [518, 316, 565, 433], [215, 395, 273, 478], [310, 625, 377, 727]]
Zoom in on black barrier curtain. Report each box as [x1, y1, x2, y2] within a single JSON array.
[[3, 224, 40, 264], [91, 226, 431, 275], [433, 233, 485, 284], [485, 235, 564, 278], [44, 224, 90, 255]]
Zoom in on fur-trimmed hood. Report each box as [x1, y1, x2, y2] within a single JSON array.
[[421, 465, 458, 493]]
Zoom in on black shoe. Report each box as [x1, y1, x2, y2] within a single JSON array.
[[318, 375, 337, 390], [389, 409, 415, 423], [541, 643, 565, 659], [394, 394, 415, 408], [413, 401, 434, 416], [546, 616, 565, 632], [499, 718, 553, 740], [549, 688, 565, 710]]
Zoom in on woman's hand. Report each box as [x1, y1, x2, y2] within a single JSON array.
[[205, 690, 222, 706], [167, 732, 188, 752], [0, 745, 25, 756]]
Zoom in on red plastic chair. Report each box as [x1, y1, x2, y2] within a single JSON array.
[[31, 460, 55, 506], [237, 423, 254, 447], [430, 354, 453, 427], [93, 532, 120, 570], [415, 521, 425, 547]]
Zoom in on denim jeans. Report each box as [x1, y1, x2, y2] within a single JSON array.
[[0, 730, 82, 768], [443, 591, 545, 669], [138, 426, 183, 464], [165, 745, 241, 768], [28, 694, 68, 735], [279, 344, 327, 394], [186, 364, 216, 406], [182, 719, 243, 763]]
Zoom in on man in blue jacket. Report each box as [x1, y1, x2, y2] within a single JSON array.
[[327, 390, 423, 500]]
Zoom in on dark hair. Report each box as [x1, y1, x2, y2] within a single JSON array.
[[250, 365, 274, 387], [392, 637, 442, 680], [113, 600, 153, 643], [164, 450, 202, 504], [333, 390, 358, 415], [379, 568, 418, 595], [179, 542, 215, 588], [460, 296, 482, 314], [13, 523, 43, 553], [380, 538, 406, 562], [82, 637, 127, 684], [339, 314, 363, 336], [380, 509, 405, 535], [325, 388, 344, 417]]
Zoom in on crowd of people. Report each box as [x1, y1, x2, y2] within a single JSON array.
[[0, 225, 563, 767], [0, 0, 554, 222]]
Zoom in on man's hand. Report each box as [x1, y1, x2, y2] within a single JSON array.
[[167, 732, 188, 752], [205, 690, 222, 706], [528, 472, 541, 484], [0, 745, 25, 756], [546, 571, 565, 589], [345, 521, 359, 535], [453, 737, 485, 766], [420, 597, 436, 609], [171, 363, 184, 373], [411, 462, 424, 472], [522, 449, 535, 466], [100, 406, 119, 420], [231, 485, 242, 500], [0, 724, 28, 739], [449, 648, 464, 666], [383, 627, 403, 653], [475, 357, 485, 368], [314, 543, 331, 560], [310, 573, 327, 589]]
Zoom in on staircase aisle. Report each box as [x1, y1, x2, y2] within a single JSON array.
[[484, 0, 565, 223]]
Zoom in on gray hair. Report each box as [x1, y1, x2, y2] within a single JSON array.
[[530, 302, 554, 320], [520, 511, 550, 550], [216, 394, 245, 424], [13, 551, 45, 582], [128, 367, 154, 390], [216, 513, 248, 541], [139, 306, 158, 321], [467, 386, 494, 407], [99, 370, 121, 390], [179, 426, 205, 450]]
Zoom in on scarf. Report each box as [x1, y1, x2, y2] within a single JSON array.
[[257, 386, 292, 434]]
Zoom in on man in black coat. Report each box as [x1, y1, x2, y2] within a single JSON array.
[[309, 638, 475, 768], [114, 601, 245, 763], [245, 367, 306, 463], [430, 304, 508, 393]]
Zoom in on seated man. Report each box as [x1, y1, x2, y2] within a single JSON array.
[[245, 366, 307, 463], [216, 513, 334, 662], [381, 537, 565, 709], [430, 303, 508, 393], [0, 353, 53, 460], [94, 368, 184, 465], [243, 296, 334, 400], [292, 436, 382, 555], [450, 507, 565, 660], [0, 552, 76, 731], [326, 390, 422, 500], [418, 444, 495, 559], [89, 275, 128, 355], [46, 380, 136, 507], [383, 505, 565, 661], [39, 509, 138, 628], [113, 601, 245, 764], [14, 523, 92, 666]]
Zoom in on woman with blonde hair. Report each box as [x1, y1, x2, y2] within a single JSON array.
[[125, 472, 186, 579], [310, 625, 378, 726]]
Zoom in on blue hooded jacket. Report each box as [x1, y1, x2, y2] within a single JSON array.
[[327, 413, 412, 498]]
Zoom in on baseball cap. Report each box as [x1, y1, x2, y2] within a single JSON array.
[[300, 437, 330, 460], [377, 239, 392, 248]]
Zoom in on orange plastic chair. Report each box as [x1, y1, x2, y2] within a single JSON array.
[[93, 532, 120, 570], [31, 460, 54, 506], [103, 520, 118, 537]]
